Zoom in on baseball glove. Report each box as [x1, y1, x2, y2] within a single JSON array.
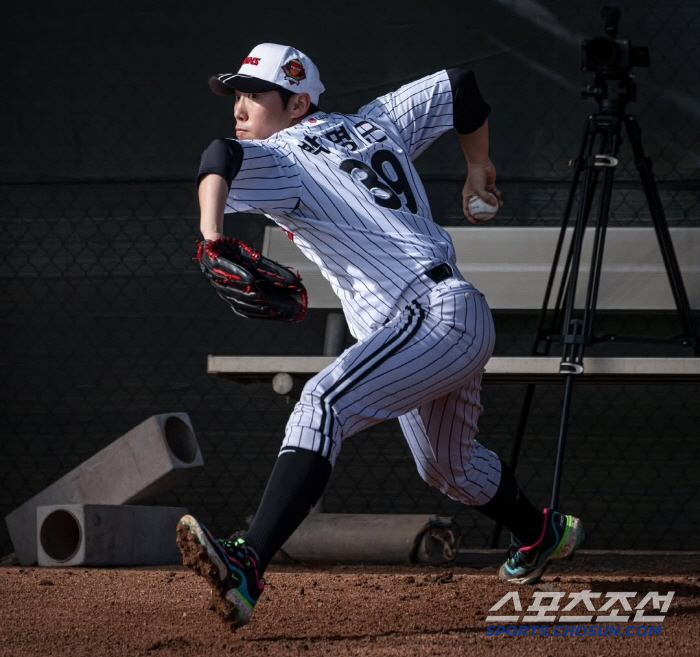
[[196, 237, 308, 321]]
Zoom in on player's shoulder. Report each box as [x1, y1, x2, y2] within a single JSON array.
[[239, 134, 301, 172], [360, 70, 450, 111]]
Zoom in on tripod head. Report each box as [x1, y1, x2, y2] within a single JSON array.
[[580, 6, 650, 116]]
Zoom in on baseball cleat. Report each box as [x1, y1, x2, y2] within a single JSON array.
[[176, 514, 264, 629], [498, 508, 585, 585]]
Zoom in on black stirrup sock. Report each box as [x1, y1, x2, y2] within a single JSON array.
[[473, 459, 545, 545], [244, 447, 332, 573]]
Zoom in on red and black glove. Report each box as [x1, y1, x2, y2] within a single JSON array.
[[196, 237, 307, 322]]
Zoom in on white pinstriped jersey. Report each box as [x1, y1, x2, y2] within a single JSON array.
[[218, 67, 503, 503], [224, 69, 470, 339]]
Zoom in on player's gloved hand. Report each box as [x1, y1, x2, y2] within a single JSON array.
[[196, 237, 308, 321]]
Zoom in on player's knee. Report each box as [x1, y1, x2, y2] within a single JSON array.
[[197, 138, 243, 187], [284, 394, 344, 464]]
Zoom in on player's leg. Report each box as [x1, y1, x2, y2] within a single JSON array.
[[399, 384, 584, 584], [243, 282, 493, 576], [398, 381, 546, 536], [177, 282, 525, 627], [176, 443, 327, 628]]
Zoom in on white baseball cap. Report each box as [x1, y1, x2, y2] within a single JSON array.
[[209, 43, 325, 105]]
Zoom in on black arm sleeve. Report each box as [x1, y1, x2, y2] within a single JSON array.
[[197, 138, 244, 188], [446, 67, 491, 134]]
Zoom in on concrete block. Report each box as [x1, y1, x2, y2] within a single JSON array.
[[5, 413, 203, 565], [275, 513, 461, 565], [37, 504, 186, 567]]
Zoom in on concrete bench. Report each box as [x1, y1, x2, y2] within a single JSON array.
[[261, 224, 700, 311], [209, 225, 700, 390], [208, 354, 700, 387]]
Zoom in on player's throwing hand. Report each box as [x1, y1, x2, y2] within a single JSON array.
[[462, 159, 502, 224]]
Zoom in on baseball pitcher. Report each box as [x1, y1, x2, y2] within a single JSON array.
[[177, 42, 584, 629]]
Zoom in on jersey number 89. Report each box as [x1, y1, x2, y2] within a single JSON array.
[[340, 150, 417, 214]]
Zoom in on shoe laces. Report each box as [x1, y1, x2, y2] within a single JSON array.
[[218, 537, 257, 570], [506, 542, 531, 567], [219, 537, 244, 554]]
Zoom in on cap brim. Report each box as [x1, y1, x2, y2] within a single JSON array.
[[208, 74, 284, 96]]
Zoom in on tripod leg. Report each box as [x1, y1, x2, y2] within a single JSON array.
[[551, 374, 576, 509], [552, 124, 622, 509], [558, 149, 610, 340], [580, 159, 616, 341], [550, 142, 620, 508], [532, 117, 596, 353], [624, 115, 699, 354], [489, 118, 597, 548]]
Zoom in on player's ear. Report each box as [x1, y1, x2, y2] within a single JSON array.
[[290, 93, 311, 119]]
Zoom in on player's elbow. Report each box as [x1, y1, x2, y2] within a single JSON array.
[[446, 67, 491, 134]]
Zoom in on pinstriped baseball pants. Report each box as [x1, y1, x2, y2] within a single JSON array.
[[282, 278, 502, 506]]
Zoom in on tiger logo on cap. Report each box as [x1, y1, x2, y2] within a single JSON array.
[[281, 58, 306, 85]]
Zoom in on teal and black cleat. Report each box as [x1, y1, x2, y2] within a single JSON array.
[[176, 514, 264, 628], [499, 509, 585, 585]]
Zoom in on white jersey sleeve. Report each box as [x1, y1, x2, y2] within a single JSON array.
[[224, 140, 301, 214], [358, 70, 454, 160]]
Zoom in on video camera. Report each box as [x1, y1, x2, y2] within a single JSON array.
[[581, 6, 650, 74]]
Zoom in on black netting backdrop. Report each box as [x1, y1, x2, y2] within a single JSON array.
[[2, 1, 699, 557]]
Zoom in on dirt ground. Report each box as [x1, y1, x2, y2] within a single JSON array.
[[1, 554, 699, 657]]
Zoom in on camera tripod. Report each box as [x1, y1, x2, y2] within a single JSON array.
[[489, 71, 699, 547]]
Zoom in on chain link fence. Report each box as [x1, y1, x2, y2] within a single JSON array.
[[2, 1, 699, 557]]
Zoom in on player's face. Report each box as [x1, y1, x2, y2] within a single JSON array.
[[233, 91, 295, 140]]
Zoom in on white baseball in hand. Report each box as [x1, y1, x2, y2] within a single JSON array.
[[468, 192, 499, 222]]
